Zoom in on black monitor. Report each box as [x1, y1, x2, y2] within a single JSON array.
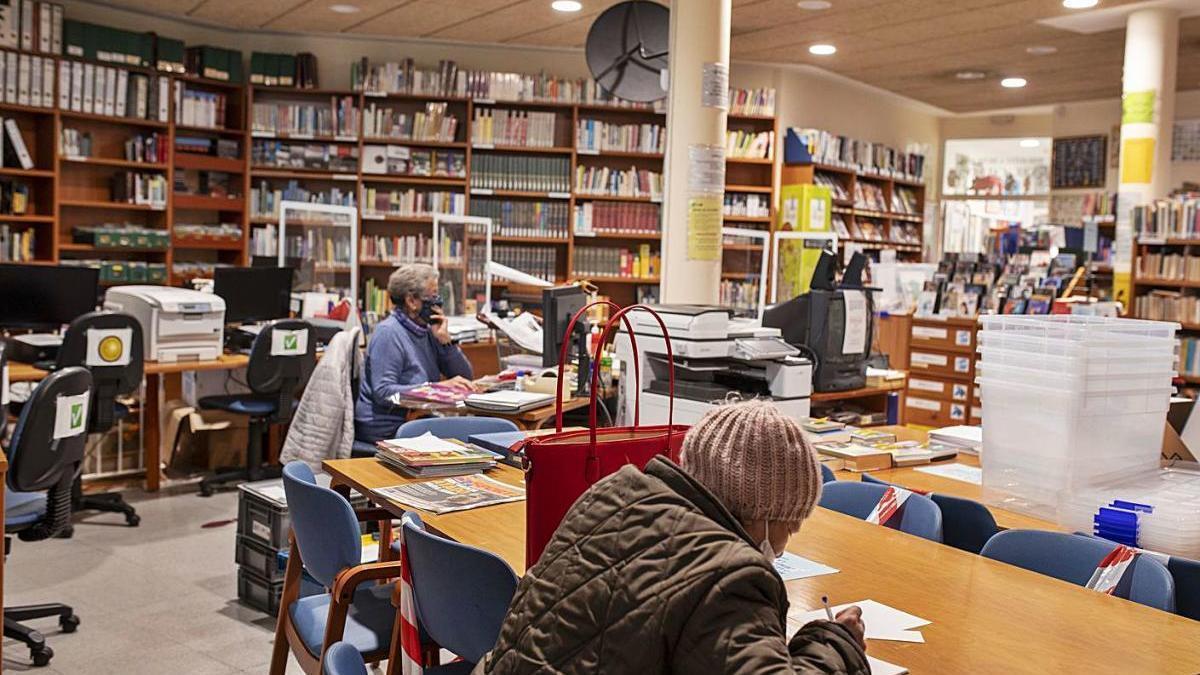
[[213, 266, 295, 324], [0, 264, 99, 330], [542, 285, 588, 369], [763, 287, 875, 393]]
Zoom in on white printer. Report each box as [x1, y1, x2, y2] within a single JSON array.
[[104, 286, 225, 362]]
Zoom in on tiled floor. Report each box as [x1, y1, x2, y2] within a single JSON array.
[[2, 485, 333, 674]]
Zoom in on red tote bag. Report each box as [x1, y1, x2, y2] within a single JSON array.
[[519, 302, 688, 567]]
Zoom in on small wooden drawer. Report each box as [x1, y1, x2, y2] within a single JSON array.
[[909, 349, 974, 380], [911, 321, 976, 353], [969, 405, 982, 427], [907, 375, 971, 403], [905, 395, 970, 427]]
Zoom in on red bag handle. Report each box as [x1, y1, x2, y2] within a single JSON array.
[[553, 300, 641, 432], [587, 304, 676, 453]]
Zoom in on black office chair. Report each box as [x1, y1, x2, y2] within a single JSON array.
[[4, 367, 91, 667], [55, 311, 143, 529], [198, 320, 315, 496]]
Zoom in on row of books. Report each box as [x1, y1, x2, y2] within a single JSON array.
[[65, 259, 168, 284], [471, 108, 558, 148], [720, 279, 760, 312], [0, 223, 32, 261], [1135, 290, 1200, 325], [185, 45, 243, 84], [173, 222, 240, 243], [364, 277, 391, 316], [62, 18, 179, 71], [249, 224, 276, 257], [283, 230, 352, 267], [172, 260, 228, 279], [813, 171, 850, 201], [467, 242, 557, 283], [251, 141, 359, 173], [1133, 195, 1200, 240], [726, 129, 773, 160], [110, 171, 166, 208], [362, 145, 464, 178], [1049, 191, 1117, 225], [56, 60, 170, 121], [174, 166, 238, 199], [1179, 337, 1200, 378], [469, 198, 570, 239], [0, 52, 52, 110], [174, 135, 239, 160], [575, 166, 663, 199], [729, 87, 775, 117], [573, 201, 659, 237], [374, 434, 498, 480], [1137, 253, 1200, 281], [471, 155, 570, 193], [0, 1, 61, 54], [573, 244, 659, 279], [854, 181, 887, 212], [576, 120, 663, 154], [249, 51, 318, 89], [362, 102, 458, 142], [125, 132, 168, 164], [0, 176, 28, 213], [724, 193, 769, 218], [71, 224, 168, 249], [251, 97, 359, 138], [174, 84, 229, 130], [787, 127, 926, 181], [359, 234, 460, 266], [249, 181, 356, 219], [361, 188, 465, 218], [892, 186, 920, 215]]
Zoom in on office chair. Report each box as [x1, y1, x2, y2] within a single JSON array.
[[398, 416, 519, 443], [198, 320, 315, 496], [981, 530, 1175, 612], [4, 367, 92, 667], [820, 463, 835, 484], [323, 641, 368, 675], [861, 473, 998, 553], [54, 311, 143, 529], [400, 511, 519, 672], [819, 480, 943, 542]]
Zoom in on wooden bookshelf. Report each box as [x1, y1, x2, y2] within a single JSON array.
[[721, 106, 778, 315]]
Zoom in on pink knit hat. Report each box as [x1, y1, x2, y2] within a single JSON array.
[[680, 399, 823, 523]]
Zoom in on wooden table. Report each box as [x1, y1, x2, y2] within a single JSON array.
[[407, 396, 592, 431], [322, 456, 1200, 673], [811, 377, 907, 425]]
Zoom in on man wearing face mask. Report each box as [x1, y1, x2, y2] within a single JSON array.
[[354, 263, 476, 444], [474, 399, 869, 675]]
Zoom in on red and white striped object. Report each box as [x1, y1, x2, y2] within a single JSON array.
[[1085, 544, 1138, 595], [399, 526, 424, 675], [866, 486, 913, 526]]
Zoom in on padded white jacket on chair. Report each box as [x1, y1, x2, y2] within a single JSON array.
[[280, 327, 362, 469]]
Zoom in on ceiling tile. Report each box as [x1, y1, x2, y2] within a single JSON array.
[[264, 0, 417, 32], [188, 0, 308, 28]]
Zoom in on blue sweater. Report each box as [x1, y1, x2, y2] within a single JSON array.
[[354, 310, 473, 442]]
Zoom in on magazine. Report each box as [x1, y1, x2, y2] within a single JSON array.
[[394, 382, 472, 405], [372, 474, 525, 514]]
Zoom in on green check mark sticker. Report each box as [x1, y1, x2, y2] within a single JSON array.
[[284, 334, 298, 350], [71, 402, 83, 429]]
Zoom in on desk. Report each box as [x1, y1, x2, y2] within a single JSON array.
[[811, 377, 906, 425], [322, 455, 1200, 673], [407, 396, 592, 431]]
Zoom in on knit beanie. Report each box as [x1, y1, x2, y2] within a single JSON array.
[[680, 399, 822, 523]]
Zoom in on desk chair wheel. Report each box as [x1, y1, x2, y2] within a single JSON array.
[[30, 644, 52, 667], [60, 614, 80, 633]]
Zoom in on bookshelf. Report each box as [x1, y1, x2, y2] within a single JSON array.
[[722, 106, 778, 314]]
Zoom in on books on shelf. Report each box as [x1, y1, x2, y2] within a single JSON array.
[[173, 222, 240, 243], [575, 165, 662, 200], [185, 45, 243, 84], [1135, 290, 1200, 324], [0, 223, 33, 261], [471, 198, 569, 239], [1133, 194, 1200, 241], [1180, 337, 1200, 379], [728, 87, 775, 117], [283, 228, 352, 267], [174, 83, 228, 129], [575, 119, 663, 154], [471, 154, 570, 193], [360, 233, 458, 265], [572, 244, 659, 279], [812, 171, 850, 201], [854, 181, 888, 212], [250, 51, 317, 88], [892, 185, 920, 215], [361, 187, 465, 218], [3, 117, 31, 168], [57, 60, 168, 121], [786, 127, 926, 181], [726, 129, 773, 160], [1137, 252, 1200, 281], [471, 108, 557, 147], [252, 140, 359, 173], [723, 193, 770, 218], [250, 223, 277, 256], [2, 1, 62, 54], [251, 96, 359, 138], [361, 144, 465, 177], [2, 52, 55, 109], [250, 180, 356, 219], [110, 171, 167, 208], [371, 474, 525, 515], [467, 242, 556, 284], [573, 201, 659, 237], [720, 279, 760, 313], [363, 101, 458, 142], [125, 131, 168, 164]]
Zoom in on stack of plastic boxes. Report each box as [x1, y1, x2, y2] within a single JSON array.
[[975, 315, 1177, 522], [1059, 467, 1200, 558]]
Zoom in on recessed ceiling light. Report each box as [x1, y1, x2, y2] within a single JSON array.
[[1063, 0, 1098, 8], [1026, 45, 1058, 55], [1001, 77, 1028, 88], [1020, 138, 1041, 148], [955, 70, 988, 80], [328, 3, 360, 13], [808, 44, 837, 56], [551, 0, 582, 11], [797, 0, 832, 9]]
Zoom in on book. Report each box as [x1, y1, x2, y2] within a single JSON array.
[[802, 418, 845, 433], [812, 441, 893, 472], [850, 429, 896, 445], [468, 430, 527, 456], [464, 390, 554, 413], [5, 118, 32, 169], [372, 474, 525, 515], [395, 382, 472, 405]]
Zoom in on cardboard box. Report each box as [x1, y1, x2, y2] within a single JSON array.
[[163, 400, 249, 475]]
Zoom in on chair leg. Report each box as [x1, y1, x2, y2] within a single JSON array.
[[199, 417, 276, 496], [71, 476, 140, 527], [4, 603, 79, 668]]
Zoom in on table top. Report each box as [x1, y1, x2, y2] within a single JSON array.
[[7, 353, 250, 382], [323, 455, 1200, 673], [810, 376, 906, 403]]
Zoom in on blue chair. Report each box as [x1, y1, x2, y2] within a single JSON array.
[[270, 461, 400, 675], [819, 480, 943, 542], [398, 416, 520, 443], [1075, 532, 1200, 621], [400, 511, 519, 672], [861, 473, 998, 554], [4, 367, 92, 667], [820, 463, 835, 483], [323, 641, 368, 675], [981, 530, 1175, 612]]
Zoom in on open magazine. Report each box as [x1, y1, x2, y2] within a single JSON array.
[[372, 474, 525, 514]]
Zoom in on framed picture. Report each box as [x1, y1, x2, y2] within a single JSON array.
[[1052, 135, 1107, 189]]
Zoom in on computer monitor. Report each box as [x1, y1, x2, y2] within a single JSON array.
[[542, 285, 588, 369], [213, 267, 295, 324], [763, 287, 875, 393], [0, 264, 100, 330]]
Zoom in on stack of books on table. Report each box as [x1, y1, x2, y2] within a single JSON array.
[[375, 432, 499, 478], [464, 390, 554, 413], [927, 425, 982, 456], [812, 428, 957, 471]]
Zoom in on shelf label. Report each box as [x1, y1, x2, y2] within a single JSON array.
[[362, 213, 384, 221], [470, 188, 494, 195], [333, 173, 357, 181], [908, 378, 943, 393], [472, 143, 495, 150], [906, 397, 941, 412], [576, 148, 599, 155], [251, 131, 273, 138], [335, 135, 358, 142], [911, 352, 947, 367], [912, 326, 947, 340], [548, 191, 570, 199], [290, 133, 314, 140], [363, 91, 385, 98]]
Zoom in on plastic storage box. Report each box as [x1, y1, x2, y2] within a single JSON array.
[[1059, 467, 1200, 559]]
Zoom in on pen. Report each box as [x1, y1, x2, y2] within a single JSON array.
[[821, 595, 834, 621]]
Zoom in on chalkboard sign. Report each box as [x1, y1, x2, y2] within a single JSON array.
[[1052, 135, 1107, 189]]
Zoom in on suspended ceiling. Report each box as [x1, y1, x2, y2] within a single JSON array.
[[89, 0, 1200, 113]]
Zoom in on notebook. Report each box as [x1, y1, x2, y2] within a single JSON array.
[[464, 390, 555, 413]]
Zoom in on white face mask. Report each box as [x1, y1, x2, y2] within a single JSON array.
[[760, 519, 781, 560]]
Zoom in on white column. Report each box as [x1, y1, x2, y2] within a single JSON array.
[[659, 0, 730, 305], [1114, 7, 1179, 307]]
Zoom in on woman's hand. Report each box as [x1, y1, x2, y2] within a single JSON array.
[[440, 376, 478, 392], [430, 305, 452, 345], [834, 606, 866, 649]]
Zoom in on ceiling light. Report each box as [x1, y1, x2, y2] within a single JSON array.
[[328, 3, 360, 13], [551, 0, 582, 11], [1026, 45, 1058, 55], [955, 70, 988, 80], [797, 0, 832, 9], [1019, 139, 1041, 148], [1062, 0, 1098, 8], [1001, 77, 1028, 88], [808, 44, 837, 56]]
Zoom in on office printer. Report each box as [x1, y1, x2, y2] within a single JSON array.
[[104, 286, 225, 362], [613, 305, 813, 425]]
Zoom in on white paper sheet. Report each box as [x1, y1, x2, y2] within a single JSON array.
[[867, 655, 909, 675], [773, 552, 839, 581], [53, 391, 90, 439], [789, 599, 929, 643], [914, 463, 983, 485], [842, 290, 867, 355], [386, 432, 466, 454]]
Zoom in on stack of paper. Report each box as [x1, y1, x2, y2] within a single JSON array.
[[928, 425, 982, 455], [788, 599, 929, 644], [375, 432, 499, 478], [464, 390, 554, 413]]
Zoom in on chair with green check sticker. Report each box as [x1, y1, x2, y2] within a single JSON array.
[[4, 366, 92, 667], [198, 320, 316, 496]]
